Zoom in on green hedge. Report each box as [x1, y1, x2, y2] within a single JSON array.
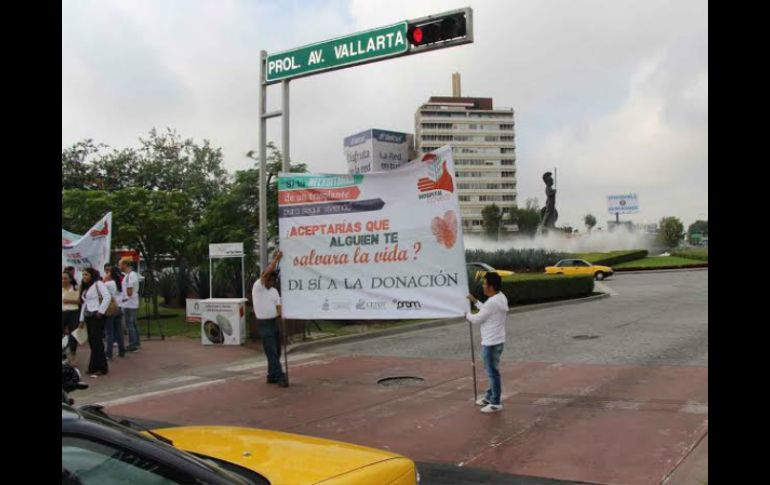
[[671, 248, 708, 261], [494, 274, 594, 305], [571, 250, 649, 267], [465, 248, 569, 272]]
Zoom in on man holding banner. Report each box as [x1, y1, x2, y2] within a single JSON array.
[[252, 250, 288, 388], [466, 272, 508, 414]]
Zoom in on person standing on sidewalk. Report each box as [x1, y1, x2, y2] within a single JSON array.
[[103, 264, 126, 360], [79, 268, 111, 378], [252, 250, 287, 387], [466, 272, 508, 414], [119, 258, 141, 352]]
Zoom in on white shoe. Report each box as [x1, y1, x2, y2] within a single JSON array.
[[476, 398, 490, 406], [480, 404, 503, 413]]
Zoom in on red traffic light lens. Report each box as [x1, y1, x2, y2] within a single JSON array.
[[412, 27, 423, 44]]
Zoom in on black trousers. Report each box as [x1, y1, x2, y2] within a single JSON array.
[[258, 318, 284, 380], [62, 310, 79, 354], [86, 315, 108, 375]]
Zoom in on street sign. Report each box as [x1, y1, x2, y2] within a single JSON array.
[[266, 22, 408, 82], [209, 242, 245, 258], [265, 7, 473, 83]]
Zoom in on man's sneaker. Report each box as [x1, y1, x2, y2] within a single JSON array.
[[475, 398, 490, 406], [480, 404, 503, 414], [266, 377, 279, 384]]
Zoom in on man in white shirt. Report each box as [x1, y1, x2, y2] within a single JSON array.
[[119, 258, 141, 352], [252, 250, 287, 387], [466, 272, 508, 413]]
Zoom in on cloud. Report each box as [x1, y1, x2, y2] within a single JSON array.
[[62, 0, 707, 226]]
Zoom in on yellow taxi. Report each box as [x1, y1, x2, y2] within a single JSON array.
[[544, 259, 614, 280], [467, 262, 514, 282], [63, 403, 419, 484]]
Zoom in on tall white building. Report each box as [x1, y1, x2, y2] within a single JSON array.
[[414, 74, 516, 233]]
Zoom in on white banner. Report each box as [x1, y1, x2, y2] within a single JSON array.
[[278, 145, 469, 319], [62, 213, 113, 278], [607, 193, 640, 214]]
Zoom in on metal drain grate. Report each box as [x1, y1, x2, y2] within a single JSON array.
[[572, 335, 600, 340], [377, 376, 425, 387]]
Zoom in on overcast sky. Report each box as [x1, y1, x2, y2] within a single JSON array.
[[62, 0, 708, 229]]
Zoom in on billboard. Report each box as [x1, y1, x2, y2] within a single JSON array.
[[344, 129, 412, 174], [607, 193, 640, 214]]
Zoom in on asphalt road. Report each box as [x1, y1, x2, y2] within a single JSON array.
[[323, 271, 708, 367]]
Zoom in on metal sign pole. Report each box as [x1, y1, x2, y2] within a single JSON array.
[[259, 50, 269, 275], [282, 80, 290, 172], [241, 255, 246, 299], [281, 79, 291, 385]]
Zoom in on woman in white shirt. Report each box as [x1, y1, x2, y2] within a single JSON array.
[[79, 267, 111, 377], [102, 265, 126, 360]]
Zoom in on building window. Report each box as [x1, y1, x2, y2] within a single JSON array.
[[501, 171, 515, 178], [500, 124, 514, 130], [501, 160, 514, 166]]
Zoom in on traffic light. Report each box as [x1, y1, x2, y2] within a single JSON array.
[[407, 9, 471, 49]]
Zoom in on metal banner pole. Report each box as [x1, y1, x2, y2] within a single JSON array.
[[468, 320, 478, 402]]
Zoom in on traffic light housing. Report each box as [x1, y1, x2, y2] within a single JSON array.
[[407, 8, 472, 50]]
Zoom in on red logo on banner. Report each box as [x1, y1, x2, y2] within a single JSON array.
[[417, 153, 454, 194], [89, 222, 109, 238]]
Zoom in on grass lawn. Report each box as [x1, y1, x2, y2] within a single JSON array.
[[614, 256, 706, 269], [137, 305, 198, 338]]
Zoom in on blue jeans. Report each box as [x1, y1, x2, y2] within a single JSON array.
[[104, 312, 126, 358], [258, 319, 284, 380], [482, 343, 504, 405], [123, 308, 140, 348]]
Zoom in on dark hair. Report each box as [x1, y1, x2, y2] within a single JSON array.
[[103, 262, 113, 271], [484, 272, 502, 292], [62, 270, 78, 291], [110, 267, 123, 292], [80, 267, 101, 298]]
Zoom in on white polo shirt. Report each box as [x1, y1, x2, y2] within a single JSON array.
[[465, 292, 509, 346], [121, 271, 140, 309], [252, 279, 281, 319]]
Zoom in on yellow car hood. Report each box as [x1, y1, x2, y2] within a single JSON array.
[[152, 425, 415, 485]]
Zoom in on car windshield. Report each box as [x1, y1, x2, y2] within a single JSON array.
[[75, 406, 253, 485]]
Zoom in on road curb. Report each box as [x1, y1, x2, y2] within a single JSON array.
[[615, 267, 708, 275], [288, 292, 611, 354]]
